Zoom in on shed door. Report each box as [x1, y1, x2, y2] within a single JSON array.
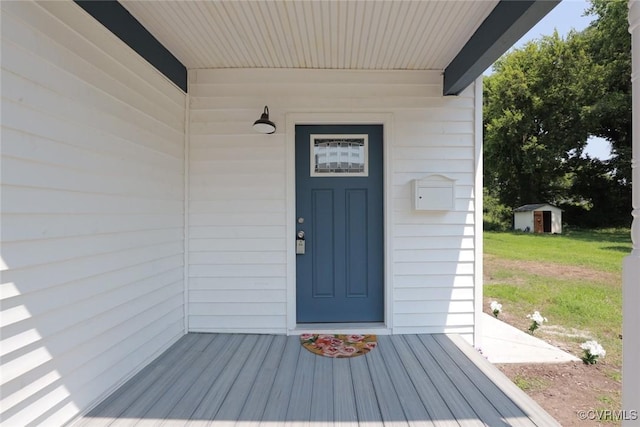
[[534, 211, 544, 233], [295, 125, 384, 323]]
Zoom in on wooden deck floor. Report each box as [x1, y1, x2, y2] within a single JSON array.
[[76, 334, 560, 427]]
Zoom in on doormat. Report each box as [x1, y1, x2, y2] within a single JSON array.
[[300, 334, 377, 358]]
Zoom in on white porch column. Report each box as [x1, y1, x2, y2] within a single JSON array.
[[624, 1, 640, 426]]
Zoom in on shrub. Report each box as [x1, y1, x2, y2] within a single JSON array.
[[483, 189, 512, 231]]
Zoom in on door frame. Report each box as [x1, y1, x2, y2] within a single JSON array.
[[285, 112, 394, 334]]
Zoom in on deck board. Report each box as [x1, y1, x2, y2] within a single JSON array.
[[212, 334, 274, 427], [350, 355, 383, 423], [286, 342, 316, 425], [310, 354, 333, 426], [111, 334, 218, 427], [137, 334, 231, 426], [431, 335, 536, 427], [332, 357, 358, 427], [164, 334, 243, 423], [261, 335, 301, 423], [376, 337, 435, 427], [444, 334, 561, 427], [77, 335, 199, 427], [236, 334, 287, 424], [418, 334, 510, 427], [78, 333, 561, 427], [404, 334, 485, 427], [388, 335, 457, 427], [188, 335, 256, 422], [365, 338, 409, 426]]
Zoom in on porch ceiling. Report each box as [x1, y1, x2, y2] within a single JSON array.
[[118, 0, 498, 71]]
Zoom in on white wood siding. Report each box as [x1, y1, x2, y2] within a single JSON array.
[[188, 69, 478, 337], [1, 2, 186, 425]]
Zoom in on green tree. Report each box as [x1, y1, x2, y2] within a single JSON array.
[[483, 0, 632, 227], [577, 0, 632, 226], [483, 32, 594, 209]]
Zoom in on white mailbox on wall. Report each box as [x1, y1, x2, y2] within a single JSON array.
[[413, 174, 456, 211]]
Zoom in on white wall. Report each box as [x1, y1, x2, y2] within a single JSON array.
[[1, 2, 186, 425], [514, 212, 533, 232], [188, 68, 479, 338], [551, 209, 562, 234]]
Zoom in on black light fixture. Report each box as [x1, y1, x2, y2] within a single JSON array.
[[253, 106, 276, 134]]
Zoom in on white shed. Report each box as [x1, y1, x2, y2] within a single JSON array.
[[514, 203, 563, 234]]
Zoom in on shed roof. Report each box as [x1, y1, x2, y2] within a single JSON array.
[[514, 203, 561, 212]]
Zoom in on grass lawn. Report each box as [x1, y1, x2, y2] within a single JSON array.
[[485, 228, 630, 273], [484, 228, 630, 368], [484, 228, 631, 425]]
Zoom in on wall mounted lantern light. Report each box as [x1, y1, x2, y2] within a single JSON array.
[[253, 106, 276, 134]]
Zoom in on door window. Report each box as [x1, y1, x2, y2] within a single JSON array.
[[310, 134, 368, 177]]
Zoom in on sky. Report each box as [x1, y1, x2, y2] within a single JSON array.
[[490, 0, 612, 160], [513, 0, 594, 50]]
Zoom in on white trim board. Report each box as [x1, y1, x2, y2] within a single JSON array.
[[473, 78, 483, 348]]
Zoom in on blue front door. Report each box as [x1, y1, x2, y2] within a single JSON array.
[[295, 125, 384, 323]]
